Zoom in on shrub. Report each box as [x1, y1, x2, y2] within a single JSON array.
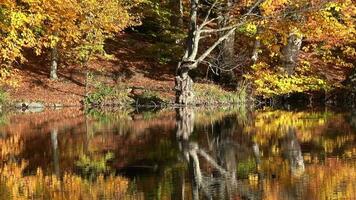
[[84, 83, 133, 107]]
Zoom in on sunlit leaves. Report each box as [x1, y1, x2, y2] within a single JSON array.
[[246, 62, 330, 97], [0, 0, 144, 84]]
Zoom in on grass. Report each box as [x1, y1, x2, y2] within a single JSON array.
[[132, 90, 169, 107], [194, 83, 247, 105], [84, 82, 133, 107], [0, 89, 9, 106]]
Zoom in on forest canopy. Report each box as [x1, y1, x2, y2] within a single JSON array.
[[0, 0, 355, 105]]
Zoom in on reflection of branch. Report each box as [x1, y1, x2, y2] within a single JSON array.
[[198, 149, 228, 175]]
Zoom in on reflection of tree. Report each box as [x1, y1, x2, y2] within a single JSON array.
[[51, 128, 60, 177], [281, 127, 305, 176], [348, 110, 356, 130], [176, 108, 262, 200]]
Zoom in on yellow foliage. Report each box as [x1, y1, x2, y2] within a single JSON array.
[[0, 135, 23, 161], [0, 161, 129, 200], [246, 62, 330, 97], [244, 110, 333, 145], [0, 132, 129, 200]]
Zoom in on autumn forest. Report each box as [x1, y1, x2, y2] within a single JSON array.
[[0, 0, 354, 107], [0, 1, 356, 200]]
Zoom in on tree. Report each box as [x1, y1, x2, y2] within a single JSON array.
[[0, 1, 43, 66], [175, 0, 265, 105], [0, 0, 143, 80], [244, 0, 355, 98]]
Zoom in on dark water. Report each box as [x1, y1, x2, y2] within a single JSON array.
[[0, 107, 355, 200]]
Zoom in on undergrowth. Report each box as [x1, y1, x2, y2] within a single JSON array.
[[194, 83, 247, 105]]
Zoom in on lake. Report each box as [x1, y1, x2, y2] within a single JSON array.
[[0, 107, 355, 200]]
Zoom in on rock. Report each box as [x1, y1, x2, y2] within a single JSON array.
[[54, 103, 63, 108], [27, 107, 45, 113], [15, 102, 29, 109], [51, 103, 63, 110], [27, 102, 45, 108]]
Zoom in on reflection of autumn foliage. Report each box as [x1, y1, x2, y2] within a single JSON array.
[[0, 135, 23, 162], [261, 158, 356, 200], [0, 134, 128, 200], [245, 110, 355, 156], [245, 110, 333, 144], [307, 159, 356, 200], [0, 162, 128, 200]]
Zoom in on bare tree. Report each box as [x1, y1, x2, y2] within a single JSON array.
[[175, 0, 265, 105]]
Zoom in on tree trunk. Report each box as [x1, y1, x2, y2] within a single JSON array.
[[50, 47, 59, 80], [170, 0, 184, 26], [282, 32, 302, 75], [251, 28, 261, 63], [215, 0, 235, 82], [174, 0, 261, 105], [175, 64, 195, 105], [179, 0, 184, 25], [175, 0, 199, 105]]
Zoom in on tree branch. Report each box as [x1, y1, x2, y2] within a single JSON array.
[[199, 0, 220, 29]]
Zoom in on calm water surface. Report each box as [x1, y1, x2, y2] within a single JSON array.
[[0, 108, 355, 200]]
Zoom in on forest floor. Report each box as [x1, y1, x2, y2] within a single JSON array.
[[8, 33, 177, 107]]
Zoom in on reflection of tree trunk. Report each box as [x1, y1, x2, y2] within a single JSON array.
[[176, 107, 199, 199], [176, 107, 195, 140], [180, 168, 186, 200], [51, 128, 60, 177], [220, 143, 237, 199], [282, 127, 305, 176]]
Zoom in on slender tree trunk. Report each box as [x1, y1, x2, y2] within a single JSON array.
[[179, 0, 184, 25], [251, 33, 261, 63], [282, 32, 302, 75], [50, 47, 59, 80], [217, 0, 235, 68], [170, 0, 184, 26]]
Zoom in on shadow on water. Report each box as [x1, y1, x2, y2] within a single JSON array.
[[0, 107, 355, 199]]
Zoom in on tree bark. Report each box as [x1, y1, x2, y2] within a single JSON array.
[[50, 47, 59, 80], [282, 32, 302, 75], [170, 0, 184, 26], [251, 31, 261, 63], [175, 0, 199, 105], [216, 0, 236, 82], [175, 0, 264, 105]]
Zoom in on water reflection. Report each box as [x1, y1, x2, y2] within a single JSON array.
[[0, 108, 355, 199]]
